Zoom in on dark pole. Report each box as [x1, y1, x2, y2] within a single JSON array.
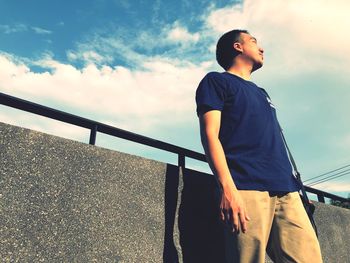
[[178, 154, 185, 169], [89, 124, 97, 145]]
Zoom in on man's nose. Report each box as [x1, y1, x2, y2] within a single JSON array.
[[259, 47, 264, 53]]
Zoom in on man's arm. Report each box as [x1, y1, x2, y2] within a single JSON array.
[[199, 110, 250, 233]]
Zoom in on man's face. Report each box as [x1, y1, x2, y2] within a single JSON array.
[[236, 33, 264, 71]]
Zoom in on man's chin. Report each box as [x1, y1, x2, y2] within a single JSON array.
[[252, 62, 263, 72]]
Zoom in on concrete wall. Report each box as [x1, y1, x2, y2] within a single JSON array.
[[1, 121, 349, 262], [0, 121, 182, 262]]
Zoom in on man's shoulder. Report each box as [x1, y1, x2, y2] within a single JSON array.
[[202, 71, 248, 86], [203, 71, 226, 81], [198, 71, 229, 89], [196, 71, 244, 97]]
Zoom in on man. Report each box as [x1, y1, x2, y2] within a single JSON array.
[[195, 29, 323, 262]]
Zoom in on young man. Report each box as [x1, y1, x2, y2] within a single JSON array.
[[195, 29, 323, 262]]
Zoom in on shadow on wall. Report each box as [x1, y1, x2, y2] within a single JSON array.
[[178, 168, 228, 263], [163, 167, 236, 263], [163, 164, 181, 263]]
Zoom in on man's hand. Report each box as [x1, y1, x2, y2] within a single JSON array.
[[220, 187, 250, 233]]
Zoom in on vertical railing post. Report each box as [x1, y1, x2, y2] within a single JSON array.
[[178, 153, 185, 172], [317, 193, 325, 203], [89, 124, 98, 145]]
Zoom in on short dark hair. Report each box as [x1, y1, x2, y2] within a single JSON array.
[[216, 29, 249, 70]]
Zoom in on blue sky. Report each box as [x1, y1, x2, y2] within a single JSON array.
[[1, 0, 349, 199]]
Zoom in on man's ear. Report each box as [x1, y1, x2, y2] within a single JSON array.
[[233, 42, 242, 53]]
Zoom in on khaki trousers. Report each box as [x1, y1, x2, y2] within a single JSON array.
[[224, 191, 323, 263]]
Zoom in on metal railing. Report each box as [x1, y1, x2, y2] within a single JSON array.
[[0, 92, 348, 204]]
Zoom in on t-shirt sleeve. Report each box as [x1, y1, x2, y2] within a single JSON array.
[[195, 72, 226, 117]]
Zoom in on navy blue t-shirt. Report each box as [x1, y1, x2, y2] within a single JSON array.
[[196, 72, 301, 192]]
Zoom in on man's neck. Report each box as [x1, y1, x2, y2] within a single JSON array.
[[226, 60, 253, 80], [226, 67, 252, 81]]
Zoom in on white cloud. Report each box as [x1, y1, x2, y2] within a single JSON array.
[[66, 20, 205, 68], [67, 34, 146, 67], [334, 134, 350, 150], [166, 23, 200, 44], [66, 51, 78, 61], [81, 51, 108, 63], [31, 26, 52, 35], [0, 23, 27, 34], [0, 24, 52, 36], [314, 181, 350, 193], [0, 54, 210, 134], [205, 0, 350, 74], [67, 50, 112, 65]]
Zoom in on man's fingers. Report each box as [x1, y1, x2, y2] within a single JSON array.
[[220, 210, 225, 221], [239, 212, 247, 233], [232, 212, 239, 232], [221, 209, 231, 224], [224, 210, 230, 224]]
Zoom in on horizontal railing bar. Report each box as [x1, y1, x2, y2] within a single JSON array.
[[0, 92, 94, 129], [97, 124, 206, 161], [305, 186, 348, 202], [0, 92, 206, 162]]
